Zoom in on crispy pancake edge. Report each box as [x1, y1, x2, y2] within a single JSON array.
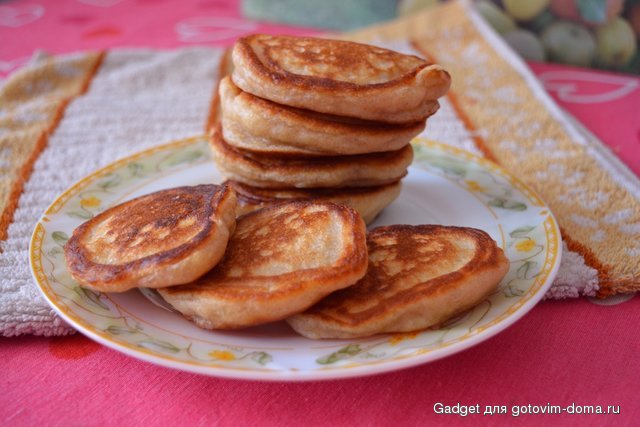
[[64, 184, 237, 292]]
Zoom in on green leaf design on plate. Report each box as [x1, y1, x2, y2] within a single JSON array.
[[168, 150, 203, 167], [97, 173, 122, 191], [503, 285, 525, 297], [105, 325, 138, 335], [67, 210, 93, 220], [411, 143, 427, 155], [509, 226, 535, 238], [316, 344, 362, 365], [47, 247, 63, 257], [137, 339, 181, 354], [250, 352, 273, 366], [127, 162, 144, 178], [52, 231, 69, 246], [488, 198, 527, 211], [73, 287, 109, 310], [516, 260, 538, 280], [424, 155, 468, 177]]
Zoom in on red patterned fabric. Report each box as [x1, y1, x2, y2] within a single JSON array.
[[2, 298, 639, 424], [2, 0, 639, 424]]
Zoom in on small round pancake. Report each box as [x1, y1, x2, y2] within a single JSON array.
[[64, 184, 237, 292], [209, 125, 413, 189], [287, 225, 510, 339], [158, 201, 368, 330], [219, 76, 430, 156], [228, 180, 401, 224], [231, 34, 451, 124]]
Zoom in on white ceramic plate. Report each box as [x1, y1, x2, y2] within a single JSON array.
[[30, 136, 561, 381]]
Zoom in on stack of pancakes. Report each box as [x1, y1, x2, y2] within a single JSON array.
[[62, 36, 511, 340], [211, 34, 451, 223]]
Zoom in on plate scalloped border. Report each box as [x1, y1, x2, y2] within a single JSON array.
[[30, 135, 562, 381]]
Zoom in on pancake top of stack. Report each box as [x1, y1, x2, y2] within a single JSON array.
[[231, 34, 451, 124]]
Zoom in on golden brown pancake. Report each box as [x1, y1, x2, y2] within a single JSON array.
[[209, 125, 413, 188], [228, 180, 401, 224], [158, 201, 368, 329], [219, 76, 430, 156], [231, 34, 451, 123], [64, 184, 237, 292], [287, 225, 510, 339]]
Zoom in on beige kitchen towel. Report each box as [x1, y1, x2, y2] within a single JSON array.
[[1, 1, 638, 336], [1, 48, 223, 336]]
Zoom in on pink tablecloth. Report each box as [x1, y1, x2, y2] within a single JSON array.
[[1, 0, 639, 424], [3, 297, 640, 424]]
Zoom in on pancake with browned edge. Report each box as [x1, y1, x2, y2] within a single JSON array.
[[287, 225, 509, 339], [229, 180, 401, 224], [64, 184, 236, 292], [158, 201, 368, 329], [231, 34, 450, 123], [209, 125, 413, 189], [219, 76, 429, 156]]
